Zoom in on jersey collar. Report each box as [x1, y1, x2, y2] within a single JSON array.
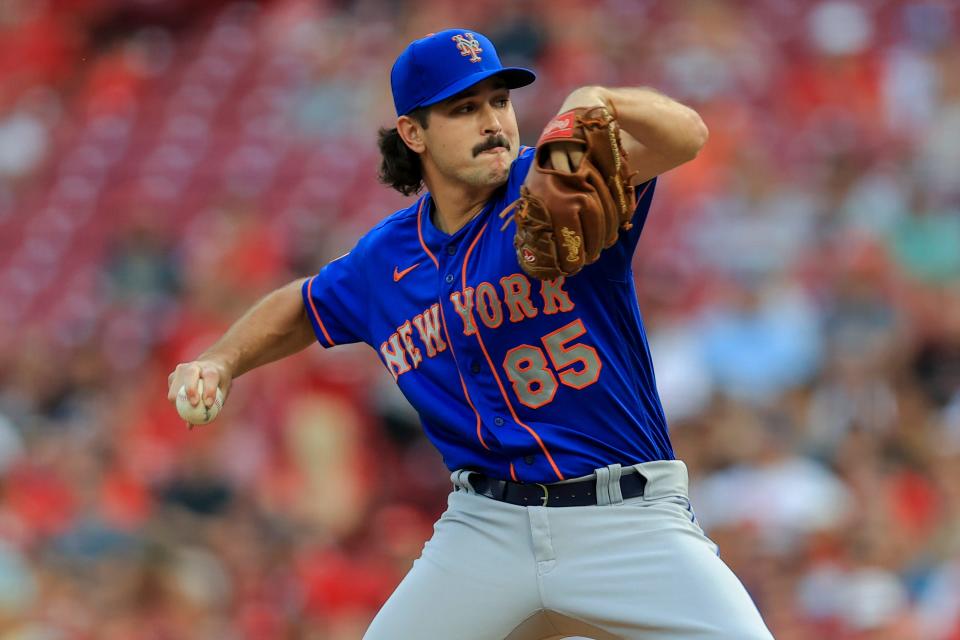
[[418, 192, 500, 257]]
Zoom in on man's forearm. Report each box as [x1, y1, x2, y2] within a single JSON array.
[[555, 85, 707, 182], [199, 277, 316, 378], [599, 86, 708, 162]]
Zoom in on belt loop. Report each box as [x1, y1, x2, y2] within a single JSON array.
[[450, 470, 462, 492], [596, 466, 611, 506], [451, 470, 477, 494], [607, 464, 624, 504]]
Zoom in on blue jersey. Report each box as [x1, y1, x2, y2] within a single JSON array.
[[302, 146, 673, 483]]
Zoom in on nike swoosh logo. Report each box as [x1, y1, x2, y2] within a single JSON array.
[[393, 263, 421, 282]]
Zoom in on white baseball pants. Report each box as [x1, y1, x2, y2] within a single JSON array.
[[363, 460, 774, 640]]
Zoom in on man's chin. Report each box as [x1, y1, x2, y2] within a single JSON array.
[[486, 167, 510, 187], [456, 156, 512, 189], [484, 153, 513, 180]]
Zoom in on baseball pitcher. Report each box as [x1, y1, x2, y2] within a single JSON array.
[[168, 29, 774, 640]]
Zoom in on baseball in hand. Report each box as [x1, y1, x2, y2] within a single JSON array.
[[176, 379, 224, 425]]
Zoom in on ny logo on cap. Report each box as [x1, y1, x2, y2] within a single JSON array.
[[451, 32, 483, 63]]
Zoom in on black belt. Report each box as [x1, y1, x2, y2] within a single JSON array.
[[468, 471, 647, 507]]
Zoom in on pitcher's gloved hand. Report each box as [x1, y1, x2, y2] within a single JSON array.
[[502, 106, 637, 280]]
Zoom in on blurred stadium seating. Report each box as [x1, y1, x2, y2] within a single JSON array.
[[1, 0, 959, 638]]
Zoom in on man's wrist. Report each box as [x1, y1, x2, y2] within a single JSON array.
[[197, 351, 236, 378], [558, 85, 610, 115], [595, 86, 614, 112]]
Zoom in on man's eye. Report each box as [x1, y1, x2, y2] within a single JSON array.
[[457, 104, 475, 113], [496, 98, 509, 107]]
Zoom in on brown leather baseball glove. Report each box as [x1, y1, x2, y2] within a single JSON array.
[[501, 106, 637, 281]]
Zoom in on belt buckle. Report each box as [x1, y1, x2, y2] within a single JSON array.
[[535, 483, 550, 507]]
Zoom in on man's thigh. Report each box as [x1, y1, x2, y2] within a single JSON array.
[[363, 491, 544, 640], [543, 494, 774, 640]]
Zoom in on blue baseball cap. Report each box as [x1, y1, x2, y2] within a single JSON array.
[[391, 29, 536, 117]]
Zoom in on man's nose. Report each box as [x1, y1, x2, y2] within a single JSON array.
[[480, 105, 503, 136]]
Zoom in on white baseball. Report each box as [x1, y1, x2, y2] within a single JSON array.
[[176, 379, 224, 425]]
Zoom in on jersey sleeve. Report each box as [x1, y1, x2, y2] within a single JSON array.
[[301, 245, 368, 348], [594, 177, 658, 277], [619, 177, 658, 249]]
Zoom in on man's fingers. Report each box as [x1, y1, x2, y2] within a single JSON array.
[[183, 365, 201, 406], [167, 369, 182, 401], [168, 361, 228, 408], [548, 144, 583, 173], [549, 147, 571, 172], [168, 369, 182, 401], [569, 148, 584, 170], [200, 367, 220, 408]]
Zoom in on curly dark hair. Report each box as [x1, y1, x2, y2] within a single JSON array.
[[377, 107, 430, 196]]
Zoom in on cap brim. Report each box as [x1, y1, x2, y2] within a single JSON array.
[[415, 67, 536, 112]]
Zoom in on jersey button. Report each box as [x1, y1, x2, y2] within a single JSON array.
[[523, 455, 536, 465], [445, 274, 455, 284], [446, 245, 456, 255], [494, 417, 505, 426], [470, 362, 481, 374]]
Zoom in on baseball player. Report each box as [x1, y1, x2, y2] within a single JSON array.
[[168, 29, 774, 639]]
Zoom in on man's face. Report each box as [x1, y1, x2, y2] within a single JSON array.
[[420, 77, 520, 190]]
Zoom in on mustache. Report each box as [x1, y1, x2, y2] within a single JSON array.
[[473, 136, 510, 156]]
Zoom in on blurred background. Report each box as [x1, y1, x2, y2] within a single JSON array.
[[0, 0, 958, 638]]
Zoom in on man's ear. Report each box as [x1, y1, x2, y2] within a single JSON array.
[[397, 115, 426, 154]]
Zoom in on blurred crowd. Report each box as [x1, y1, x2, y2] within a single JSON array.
[[0, 0, 959, 638]]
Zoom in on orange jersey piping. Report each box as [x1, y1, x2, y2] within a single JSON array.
[[462, 222, 565, 481], [437, 303, 488, 450], [416, 198, 439, 269], [305, 275, 335, 347]]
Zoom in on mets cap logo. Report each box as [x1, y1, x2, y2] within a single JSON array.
[[452, 32, 483, 63]]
